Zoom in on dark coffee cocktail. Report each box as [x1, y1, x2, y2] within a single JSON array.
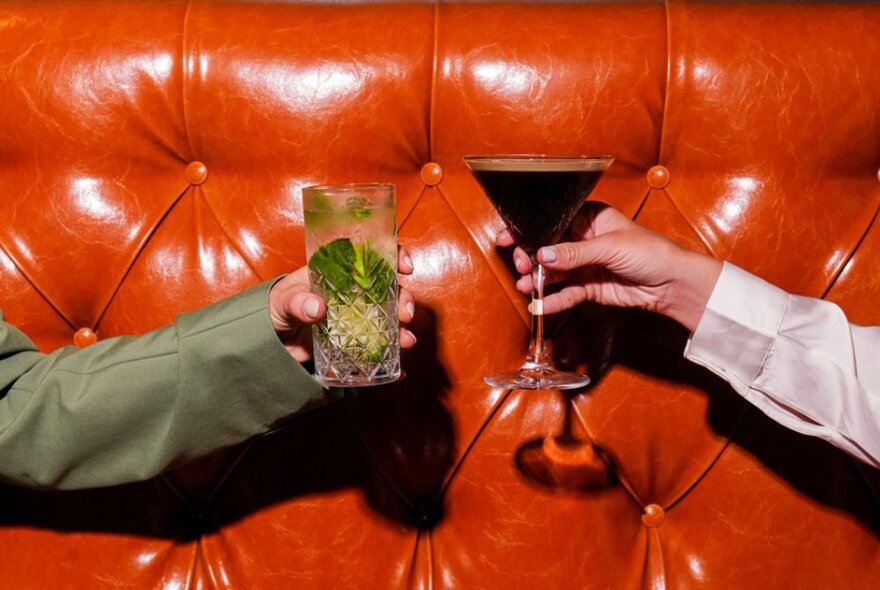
[[463, 155, 613, 390], [469, 163, 606, 254]]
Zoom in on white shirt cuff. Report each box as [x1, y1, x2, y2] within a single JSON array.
[[683, 262, 789, 396]]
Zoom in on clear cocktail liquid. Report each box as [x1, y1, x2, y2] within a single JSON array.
[[304, 189, 400, 386]]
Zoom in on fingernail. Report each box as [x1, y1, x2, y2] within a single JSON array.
[[403, 254, 413, 269], [405, 301, 415, 319], [305, 298, 321, 319], [405, 329, 417, 344], [539, 247, 557, 263]]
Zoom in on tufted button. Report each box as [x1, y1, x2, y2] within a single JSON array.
[[419, 162, 443, 186], [74, 327, 97, 348], [646, 165, 670, 189], [641, 503, 665, 527], [185, 161, 208, 185]]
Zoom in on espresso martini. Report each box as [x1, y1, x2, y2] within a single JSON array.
[[463, 155, 613, 390]]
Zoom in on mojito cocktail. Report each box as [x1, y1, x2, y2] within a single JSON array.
[[303, 183, 401, 386]]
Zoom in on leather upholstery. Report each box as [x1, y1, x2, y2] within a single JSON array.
[[1, 1, 878, 587]]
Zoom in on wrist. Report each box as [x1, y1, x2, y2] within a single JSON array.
[[660, 249, 723, 332]]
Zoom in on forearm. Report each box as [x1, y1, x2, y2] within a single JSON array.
[[0, 281, 332, 490]]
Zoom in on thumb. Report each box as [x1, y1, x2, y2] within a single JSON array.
[[274, 289, 326, 329], [291, 291, 325, 325]]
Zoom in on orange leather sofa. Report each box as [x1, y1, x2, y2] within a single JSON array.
[[1, 1, 878, 588]]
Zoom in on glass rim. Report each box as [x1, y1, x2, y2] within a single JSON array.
[[462, 154, 614, 172], [462, 154, 614, 161], [302, 182, 395, 193]]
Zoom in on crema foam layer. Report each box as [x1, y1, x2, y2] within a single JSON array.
[[463, 156, 613, 173]]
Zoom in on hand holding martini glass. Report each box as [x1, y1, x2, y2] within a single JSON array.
[[464, 155, 614, 390]]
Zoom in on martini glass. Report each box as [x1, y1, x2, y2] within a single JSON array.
[[463, 155, 613, 390]]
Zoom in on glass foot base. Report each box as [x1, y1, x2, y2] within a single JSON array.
[[484, 366, 590, 390], [317, 371, 404, 388]]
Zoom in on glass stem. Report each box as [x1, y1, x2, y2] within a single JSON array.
[[526, 259, 549, 367]]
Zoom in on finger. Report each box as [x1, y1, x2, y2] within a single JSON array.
[[541, 285, 589, 315], [398, 286, 415, 324], [398, 245, 414, 275], [537, 234, 617, 272], [285, 290, 326, 325], [514, 249, 575, 283], [515, 264, 572, 294], [400, 327, 417, 349], [512, 247, 532, 275], [495, 228, 515, 247]]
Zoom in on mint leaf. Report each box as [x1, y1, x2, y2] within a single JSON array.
[[355, 242, 395, 304], [309, 238, 397, 364], [310, 238, 395, 305], [308, 238, 356, 296]]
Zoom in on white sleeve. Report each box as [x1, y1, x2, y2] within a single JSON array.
[[684, 262, 880, 467]]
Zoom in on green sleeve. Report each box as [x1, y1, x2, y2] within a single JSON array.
[[0, 280, 334, 490]]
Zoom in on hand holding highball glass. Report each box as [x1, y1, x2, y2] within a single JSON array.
[[464, 155, 614, 390]]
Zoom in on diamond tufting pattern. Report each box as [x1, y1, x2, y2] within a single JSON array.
[[0, 1, 879, 588]]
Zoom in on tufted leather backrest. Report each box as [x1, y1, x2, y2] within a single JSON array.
[[1, 1, 879, 588]]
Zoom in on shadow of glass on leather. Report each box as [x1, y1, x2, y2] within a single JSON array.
[[516, 390, 614, 492]]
